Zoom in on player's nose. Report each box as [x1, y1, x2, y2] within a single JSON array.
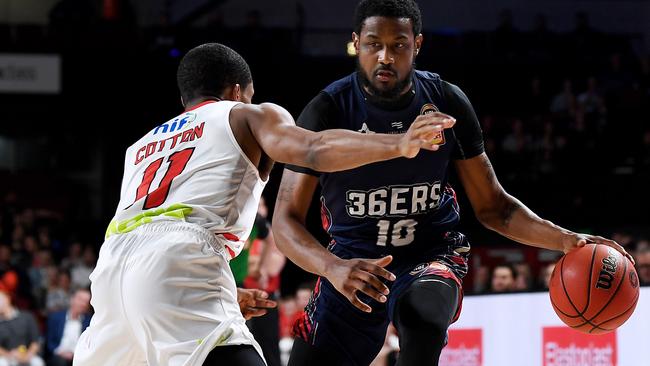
[[377, 47, 394, 65]]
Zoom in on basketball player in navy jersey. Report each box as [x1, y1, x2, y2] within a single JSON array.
[[273, 1, 633, 365]]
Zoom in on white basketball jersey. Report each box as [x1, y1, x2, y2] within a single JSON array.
[[107, 100, 267, 259]]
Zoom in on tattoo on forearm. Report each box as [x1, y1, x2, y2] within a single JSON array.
[[501, 196, 521, 227]]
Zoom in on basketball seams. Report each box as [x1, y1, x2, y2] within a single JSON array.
[[586, 255, 628, 323], [593, 290, 640, 331], [581, 244, 598, 314]]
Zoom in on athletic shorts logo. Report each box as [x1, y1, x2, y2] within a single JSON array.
[[410, 263, 429, 275], [420, 103, 445, 145]]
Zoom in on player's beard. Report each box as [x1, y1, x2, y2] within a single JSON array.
[[357, 61, 414, 101]]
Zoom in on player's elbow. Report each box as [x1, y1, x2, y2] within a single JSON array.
[[475, 209, 501, 231], [475, 194, 520, 232], [271, 210, 295, 250]]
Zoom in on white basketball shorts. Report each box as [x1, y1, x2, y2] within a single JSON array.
[[73, 221, 264, 366]]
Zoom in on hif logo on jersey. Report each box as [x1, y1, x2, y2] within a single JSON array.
[[420, 103, 445, 145], [153, 112, 197, 135]]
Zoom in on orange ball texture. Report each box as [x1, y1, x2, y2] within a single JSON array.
[[549, 244, 640, 334]]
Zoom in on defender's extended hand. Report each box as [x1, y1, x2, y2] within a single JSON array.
[[236, 288, 278, 320], [399, 112, 456, 158], [326, 255, 396, 313]]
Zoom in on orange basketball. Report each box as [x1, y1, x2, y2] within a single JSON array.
[[549, 244, 640, 334]]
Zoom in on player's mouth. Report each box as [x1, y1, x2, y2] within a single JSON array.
[[375, 70, 395, 82]]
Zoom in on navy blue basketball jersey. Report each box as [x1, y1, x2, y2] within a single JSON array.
[[287, 71, 484, 255]]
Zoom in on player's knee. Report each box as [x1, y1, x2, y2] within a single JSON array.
[[396, 277, 458, 335]]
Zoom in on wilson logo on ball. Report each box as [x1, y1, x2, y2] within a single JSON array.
[[630, 271, 639, 288], [595, 249, 618, 290]]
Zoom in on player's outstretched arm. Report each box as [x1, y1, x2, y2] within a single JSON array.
[[239, 103, 454, 172], [455, 153, 634, 263], [273, 170, 396, 313]]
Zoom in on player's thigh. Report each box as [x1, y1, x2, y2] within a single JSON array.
[[289, 277, 390, 366], [288, 337, 346, 366], [122, 228, 259, 366], [203, 345, 265, 366], [73, 323, 144, 366]]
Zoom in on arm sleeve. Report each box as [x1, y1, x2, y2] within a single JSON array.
[[284, 91, 340, 176], [25, 313, 40, 344], [442, 81, 485, 160]]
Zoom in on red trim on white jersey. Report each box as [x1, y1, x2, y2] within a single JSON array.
[[184, 100, 219, 112]]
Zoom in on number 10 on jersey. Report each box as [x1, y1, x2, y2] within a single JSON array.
[[376, 219, 417, 246]]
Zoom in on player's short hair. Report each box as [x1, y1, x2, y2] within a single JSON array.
[[354, 0, 422, 36], [177, 43, 252, 103]]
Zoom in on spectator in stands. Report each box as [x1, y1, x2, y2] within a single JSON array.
[[577, 76, 607, 128], [28, 249, 52, 309], [60, 242, 82, 271], [46, 288, 91, 366], [513, 262, 533, 291], [0, 247, 18, 300], [539, 263, 556, 290], [523, 77, 550, 118], [490, 264, 517, 293], [502, 119, 530, 155], [472, 265, 490, 294], [70, 246, 95, 290], [636, 247, 650, 286], [550, 79, 577, 122], [46, 270, 71, 313], [492, 9, 520, 59], [0, 290, 44, 366]]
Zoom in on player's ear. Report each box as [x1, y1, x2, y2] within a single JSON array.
[[221, 84, 240, 102], [232, 84, 242, 102], [352, 32, 360, 53], [414, 33, 423, 57]]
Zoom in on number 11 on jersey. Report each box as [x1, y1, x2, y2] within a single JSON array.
[[376, 219, 417, 247], [133, 147, 195, 209]]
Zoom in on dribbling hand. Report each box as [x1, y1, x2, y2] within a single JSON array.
[[399, 112, 456, 158], [326, 255, 396, 313], [562, 233, 635, 264]]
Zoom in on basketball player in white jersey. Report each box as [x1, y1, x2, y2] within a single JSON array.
[[72, 43, 456, 366]]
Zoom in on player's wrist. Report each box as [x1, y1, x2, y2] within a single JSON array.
[[321, 256, 345, 279]]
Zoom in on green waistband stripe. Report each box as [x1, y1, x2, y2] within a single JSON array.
[[105, 203, 193, 238]]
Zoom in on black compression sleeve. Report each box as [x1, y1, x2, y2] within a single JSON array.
[[441, 81, 485, 160], [285, 91, 340, 176]]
